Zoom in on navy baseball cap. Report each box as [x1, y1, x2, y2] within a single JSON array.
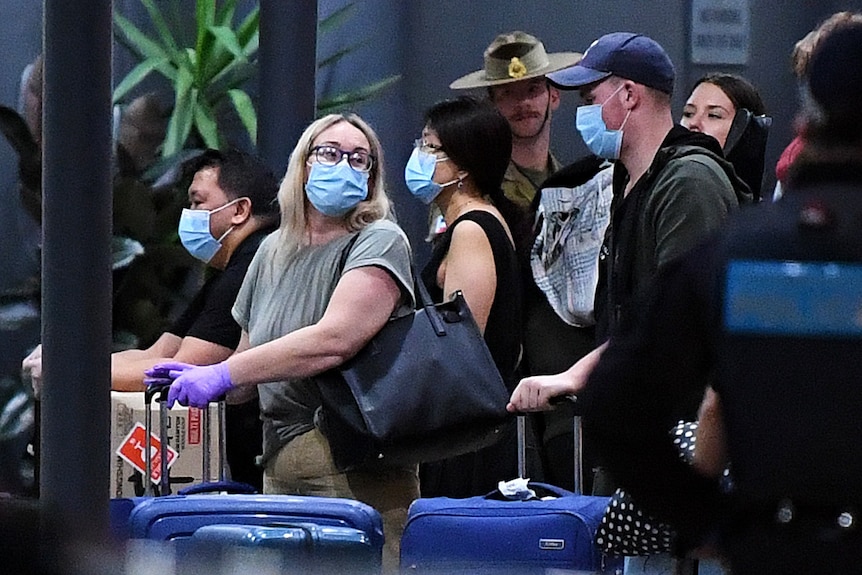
[[548, 32, 675, 95]]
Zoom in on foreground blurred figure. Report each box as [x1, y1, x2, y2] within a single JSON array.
[[578, 23, 862, 574]]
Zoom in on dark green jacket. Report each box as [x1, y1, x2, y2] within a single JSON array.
[[595, 125, 752, 343]]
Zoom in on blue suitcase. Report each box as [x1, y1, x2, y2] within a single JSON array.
[[192, 523, 379, 572], [112, 386, 384, 573], [110, 385, 257, 538], [400, 484, 618, 574], [400, 416, 622, 574], [125, 493, 383, 573]]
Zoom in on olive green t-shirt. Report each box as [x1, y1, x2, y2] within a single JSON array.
[[232, 219, 414, 465]]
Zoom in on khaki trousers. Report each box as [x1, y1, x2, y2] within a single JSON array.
[[264, 428, 419, 573]]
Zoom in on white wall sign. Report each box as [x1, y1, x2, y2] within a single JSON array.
[[690, 0, 750, 65]]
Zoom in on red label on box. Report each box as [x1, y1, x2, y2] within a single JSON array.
[[188, 407, 201, 445], [116, 422, 179, 482]]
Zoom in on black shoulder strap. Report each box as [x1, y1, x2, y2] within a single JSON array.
[[337, 232, 361, 273], [336, 230, 434, 312]]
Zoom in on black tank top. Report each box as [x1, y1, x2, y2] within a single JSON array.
[[421, 210, 523, 388]]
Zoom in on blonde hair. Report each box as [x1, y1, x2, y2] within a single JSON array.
[[792, 11, 862, 78], [275, 113, 393, 257]]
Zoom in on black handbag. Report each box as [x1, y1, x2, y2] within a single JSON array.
[[317, 235, 512, 471], [595, 421, 701, 556]]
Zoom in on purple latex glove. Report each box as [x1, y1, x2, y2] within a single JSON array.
[[144, 361, 196, 389], [165, 362, 234, 408]]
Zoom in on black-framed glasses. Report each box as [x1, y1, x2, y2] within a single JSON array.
[[308, 145, 375, 173], [413, 138, 446, 155]]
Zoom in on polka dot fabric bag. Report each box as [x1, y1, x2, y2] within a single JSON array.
[[594, 421, 698, 556]]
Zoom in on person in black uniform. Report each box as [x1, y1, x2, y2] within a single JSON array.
[[567, 24, 862, 574], [23, 148, 279, 491], [161, 149, 280, 491]]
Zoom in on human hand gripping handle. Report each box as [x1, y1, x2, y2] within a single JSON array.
[[21, 344, 43, 400], [507, 344, 606, 413], [144, 361, 234, 408], [506, 371, 587, 414]]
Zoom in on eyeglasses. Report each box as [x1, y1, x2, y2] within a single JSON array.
[[414, 138, 446, 155], [307, 145, 375, 173]]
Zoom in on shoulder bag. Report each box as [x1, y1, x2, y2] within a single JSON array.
[[595, 421, 733, 556], [316, 234, 512, 471]]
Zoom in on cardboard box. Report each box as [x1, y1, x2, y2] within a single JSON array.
[[110, 391, 218, 498]]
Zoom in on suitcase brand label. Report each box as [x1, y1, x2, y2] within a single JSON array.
[[539, 538, 566, 550], [116, 422, 179, 482], [188, 407, 202, 445]]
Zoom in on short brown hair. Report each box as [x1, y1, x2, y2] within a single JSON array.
[[792, 11, 862, 78]]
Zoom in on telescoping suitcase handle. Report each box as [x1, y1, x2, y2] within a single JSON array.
[[518, 394, 583, 495], [143, 383, 231, 496]]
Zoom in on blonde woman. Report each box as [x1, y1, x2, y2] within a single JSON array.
[[148, 114, 416, 570]]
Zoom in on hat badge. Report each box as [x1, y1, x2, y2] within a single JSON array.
[[508, 57, 527, 79]]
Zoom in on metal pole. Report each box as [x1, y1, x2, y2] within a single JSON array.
[[258, 0, 317, 176], [41, 0, 113, 543]]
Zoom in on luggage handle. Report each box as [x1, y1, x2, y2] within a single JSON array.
[[517, 394, 584, 495], [143, 382, 228, 496], [177, 480, 257, 495], [548, 394, 584, 495], [144, 383, 171, 496]]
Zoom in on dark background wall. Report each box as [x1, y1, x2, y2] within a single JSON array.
[[347, 0, 862, 262], [1, 0, 861, 376]]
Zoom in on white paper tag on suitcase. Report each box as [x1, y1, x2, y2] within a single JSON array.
[[116, 422, 179, 483], [497, 477, 537, 500]]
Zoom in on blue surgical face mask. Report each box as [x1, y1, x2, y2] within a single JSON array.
[[305, 159, 370, 217], [404, 147, 459, 204], [575, 84, 630, 160], [178, 198, 242, 263]]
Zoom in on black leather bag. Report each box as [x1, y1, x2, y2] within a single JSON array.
[[317, 236, 512, 471]]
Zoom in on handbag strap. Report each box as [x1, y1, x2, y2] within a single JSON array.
[[337, 231, 447, 336]]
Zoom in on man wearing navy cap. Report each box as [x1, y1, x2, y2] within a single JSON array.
[[508, 33, 750, 486], [541, 23, 862, 573]]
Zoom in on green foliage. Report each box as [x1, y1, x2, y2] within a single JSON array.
[[113, 0, 259, 157], [113, 0, 401, 157], [1, 0, 402, 350], [0, 100, 198, 349]]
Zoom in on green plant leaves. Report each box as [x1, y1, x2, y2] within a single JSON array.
[[115, 0, 399, 156], [114, 12, 174, 70], [113, 58, 168, 104], [115, 0, 259, 157], [318, 75, 402, 114], [227, 88, 256, 143], [162, 67, 196, 157], [209, 25, 245, 60], [193, 99, 221, 150], [140, 0, 184, 62], [319, 2, 356, 34]]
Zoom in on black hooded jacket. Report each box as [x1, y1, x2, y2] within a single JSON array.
[[595, 124, 752, 347]]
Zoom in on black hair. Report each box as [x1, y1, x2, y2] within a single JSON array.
[[424, 97, 529, 249], [691, 73, 767, 116], [184, 148, 280, 219]]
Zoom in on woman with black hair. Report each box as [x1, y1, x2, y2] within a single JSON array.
[[681, 73, 771, 200], [404, 96, 535, 497]]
